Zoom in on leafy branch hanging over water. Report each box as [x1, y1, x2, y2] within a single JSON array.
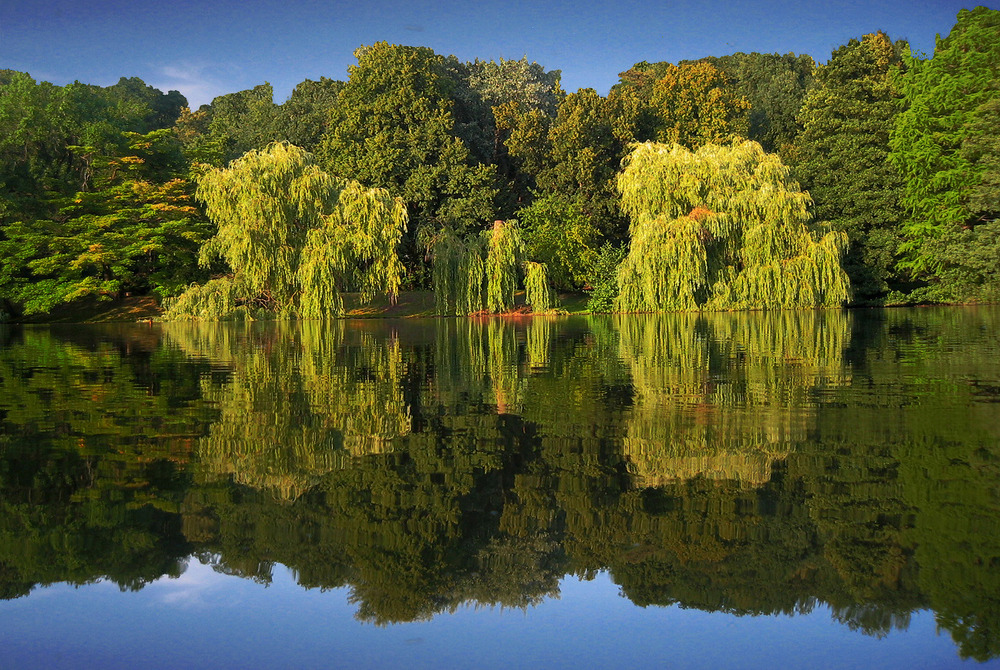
[[431, 219, 555, 316], [162, 143, 406, 320]]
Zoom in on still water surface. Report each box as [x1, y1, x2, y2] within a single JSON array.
[[0, 308, 998, 668]]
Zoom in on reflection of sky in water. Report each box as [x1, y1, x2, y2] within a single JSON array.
[[1, 558, 993, 670]]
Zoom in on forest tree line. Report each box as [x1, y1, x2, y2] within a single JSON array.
[[0, 7, 997, 320]]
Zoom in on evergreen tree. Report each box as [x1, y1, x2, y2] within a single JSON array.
[[889, 7, 1000, 293], [791, 32, 908, 303]]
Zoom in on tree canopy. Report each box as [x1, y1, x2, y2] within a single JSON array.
[[791, 32, 908, 303], [889, 7, 1000, 286]]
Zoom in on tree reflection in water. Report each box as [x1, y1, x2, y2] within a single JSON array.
[[0, 307, 998, 660]]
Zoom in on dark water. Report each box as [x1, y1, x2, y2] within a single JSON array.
[[0, 308, 998, 669]]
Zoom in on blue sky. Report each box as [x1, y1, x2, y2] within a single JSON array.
[[0, 0, 989, 108]]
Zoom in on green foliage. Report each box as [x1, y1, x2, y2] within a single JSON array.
[[889, 7, 1000, 281], [484, 219, 524, 313], [163, 143, 406, 320], [646, 61, 750, 149], [613, 60, 751, 149], [791, 32, 908, 303], [961, 98, 1000, 218], [463, 57, 563, 215], [699, 52, 815, 154], [431, 226, 487, 316], [0, 73, 199, 315], [319, 42, 497, 239], [523, 262, 554, 313], [430, 219, 530, 315], [272, 77, 344, 153], [465, 57, 563, 116], [534, 89, 627, 239], [907, 220, 1000, 304], [615, 141, 850, 312], [517, 193, 599, 290], [585, 244, 626, 313], [203, 84, 280, 165], [0, 129, 211, 314]]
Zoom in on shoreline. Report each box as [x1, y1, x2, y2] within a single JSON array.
[[7, 291, 995, 325]]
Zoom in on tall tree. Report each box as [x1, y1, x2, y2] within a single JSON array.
[[532, 88, 627, 240], [791, 32, 908, 303], [319, 43, 497, 238], [889, 7, 1000, 290], [615, 141, 850, 312], [462, 57, 563, 215]]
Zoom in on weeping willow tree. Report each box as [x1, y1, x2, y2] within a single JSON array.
[[433, 219, 555, 315], [485, 219, 523, 313], [163, 143, 406, 320], [431, 226, 486, 316], [615, 141, 851, 312], [523, 262, 554, 313]]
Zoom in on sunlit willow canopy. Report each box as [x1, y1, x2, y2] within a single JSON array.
[[615, 141, 851, 312], [163, 143, 406, 320], [431, 219, 553, 315]]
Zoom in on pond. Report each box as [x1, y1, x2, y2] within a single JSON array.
[[0, 307, 998, 669]]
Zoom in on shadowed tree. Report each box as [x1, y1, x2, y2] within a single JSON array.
[[790, 32, 908, 303]]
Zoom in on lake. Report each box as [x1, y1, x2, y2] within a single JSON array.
[[1, 307, 998, 669]]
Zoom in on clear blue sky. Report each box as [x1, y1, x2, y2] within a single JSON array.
[[0, 0, 990, 108]]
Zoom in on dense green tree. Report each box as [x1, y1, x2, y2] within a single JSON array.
[[698, 52, 815, 154], [163, 143, 406, 320], [615, 141, 850, 312], [534, 88, 627, 239], [889, 7, 1000, 292], [272, 77, 344, 153], [613, 60, 751, 149], [0, 72, 78, 221], [0, 129, 210, 315], [319, 43, 497, 243], [517, 193, 599, 290], [430, 217, 560, 315], [791, 32, 908, 303], [463, 57, 563, 215], [0, 73, 186, 210], [465, 57, 562, 117], [102, 77, 187, 133], [584, 244, 627, 312], [203, 84, 280, 165]]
